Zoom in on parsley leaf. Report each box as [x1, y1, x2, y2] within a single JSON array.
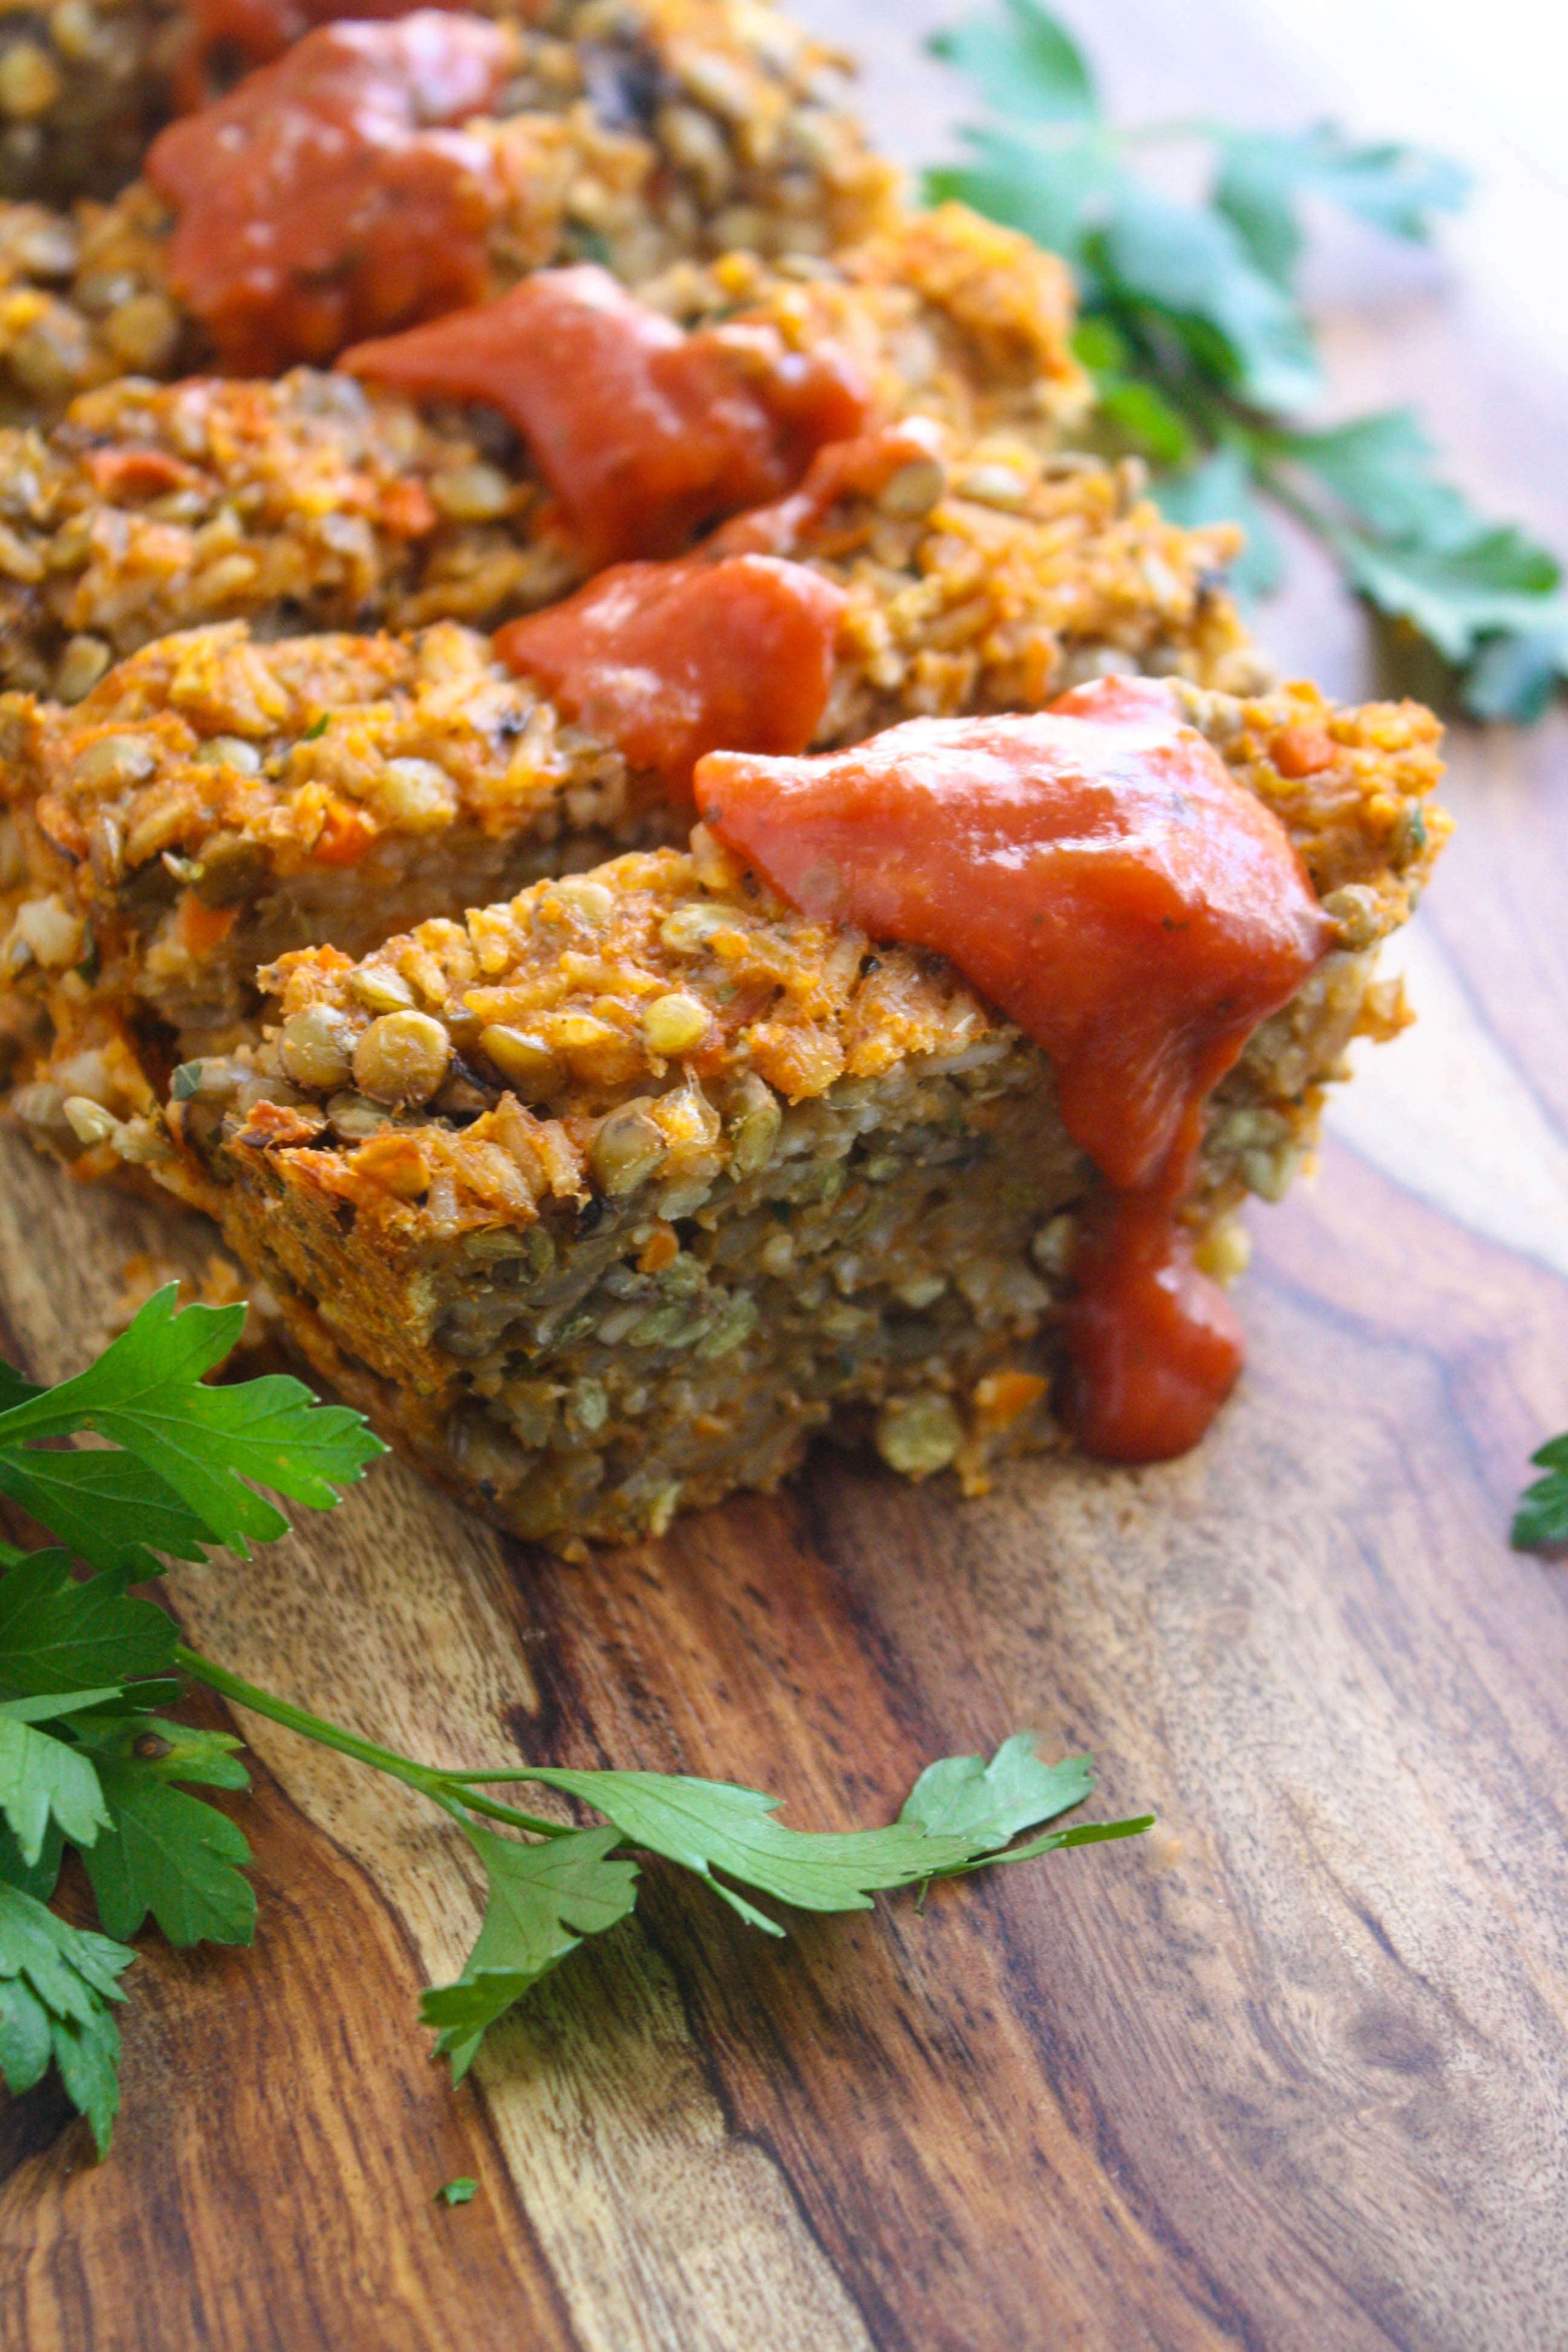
[[928, 1, 1566, 716], [421, 1822, 638, 2079], [1099, 178, 1321, 413], [0, 1286, 384, 1557], [0, 1447, 213, 1575], [895, 1737, 1158, 1886], [897, 1733, 1094, 1846], [0, 1713, 108, 1866], [1332, 528, 1568, 662], [1513, 1434, 1568, 1553], [1464, 629, 1568, 725], [436, 2176, 478, 2206], [1214, 126, 1467, 284], [0, 1687, 125, 1722], [0, 1547, 177, 1697], [1275, 410, 1481, 547], [927, 0, 1096, 122], [74, 1716, 253, 1947], [517, 1766, 986, 1932], [929, 1812, 1158, 1875], [0, 1817, 64, 1901], [0, 1878, 132, 2154], [0, 1299, 1157, 2153], [419, 1737, 1152, 2071]]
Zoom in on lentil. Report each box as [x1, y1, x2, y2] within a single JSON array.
[[353, 1010, 452, 1106]]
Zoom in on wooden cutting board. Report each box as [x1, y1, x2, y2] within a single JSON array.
[[3, 6, 1567, 2346]]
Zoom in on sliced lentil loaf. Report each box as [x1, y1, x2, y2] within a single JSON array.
[[0, 620, 670, 1144], [0, 427, 1258, 1141], [73, 681, 1445, 1550], [0, 204, 1093, 702], [0, 0, 895, 224], [0, 0, 901, 420]]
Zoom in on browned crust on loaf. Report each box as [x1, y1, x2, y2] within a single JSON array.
[[0, 371, 578, 698], [0, 622, 668, 1126]]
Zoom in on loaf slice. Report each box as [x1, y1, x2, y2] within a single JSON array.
[[114, 680, 1444, 1550]]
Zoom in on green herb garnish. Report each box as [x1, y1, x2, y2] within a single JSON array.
[[0, 1880, 132, 2155], [1513, 1433, 1568, 1552], [0, 1287, 1152, 2152], [927, 0, 1568, 719]]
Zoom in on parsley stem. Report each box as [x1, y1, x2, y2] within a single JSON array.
[[172, 1644, 571, 1841]]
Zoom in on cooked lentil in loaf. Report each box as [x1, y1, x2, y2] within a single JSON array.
[[0, 425, 1258, 1142], [0, 0, 178, 207], [0, 0, 897, 419], [81, 681, 1444, 1550]]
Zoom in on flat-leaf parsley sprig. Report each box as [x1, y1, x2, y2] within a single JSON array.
[[0, 1287, 1152, 2153], [927, 0, 1568, 719], [1513, 1433, 1568, 1553]]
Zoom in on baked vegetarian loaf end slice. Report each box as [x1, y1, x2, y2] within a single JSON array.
[[123, 678, 1444, 1553]]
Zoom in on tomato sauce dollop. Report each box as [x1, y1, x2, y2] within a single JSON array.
[[147, 15, 512, 374], [495, 555, 847, 794], [697, 676, 1331, 1462], [341, 267, 872, 567]]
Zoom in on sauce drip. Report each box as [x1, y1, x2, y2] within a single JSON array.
[[495, 554, 847, 794], [697, 676, 1331, 1462], [147, 15, 512, 374], [341, 267, 872, 567]]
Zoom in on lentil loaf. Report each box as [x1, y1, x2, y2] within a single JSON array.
[[0, 0, 893, 220], [73, 679, 1444, 1550], [0, 202, 1091, 701], [0, 414, 1256, 1143], [0, 0, 899, 419]]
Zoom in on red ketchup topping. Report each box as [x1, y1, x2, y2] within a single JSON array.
[[495, 555, 848, 794], [146, 15, 512, 374], [697, 676, 1331, 1463], [341, 267, 872, 567]]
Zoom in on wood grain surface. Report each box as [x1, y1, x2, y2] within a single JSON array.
[[4, 5, 1568, 2346]]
